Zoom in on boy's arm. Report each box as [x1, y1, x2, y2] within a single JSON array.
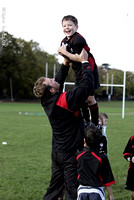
[[106, 186, 114, 200], [58, 45, 79, 62]]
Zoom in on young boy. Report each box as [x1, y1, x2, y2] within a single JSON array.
[[98, 113, 108, 155], [76, 125, 115, 200], [123, 136, 134, 200], [58, 15, 100, 126]]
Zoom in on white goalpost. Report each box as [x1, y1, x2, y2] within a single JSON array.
[[63, 71, 126, 119]]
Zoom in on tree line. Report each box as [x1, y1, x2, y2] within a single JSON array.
[[0, 32, 134, 101]]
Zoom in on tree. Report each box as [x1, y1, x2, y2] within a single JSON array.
[[0, 32, 58, 100]]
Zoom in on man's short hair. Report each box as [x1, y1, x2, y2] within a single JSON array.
[[84, 125, 102, 148], [62, 15, 78, 26], [33, 77, 52, 99]]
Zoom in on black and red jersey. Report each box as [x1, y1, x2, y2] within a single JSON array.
[[41, 62, 94, 153], [61, 32, 100, 89], [76, 147, 115, 187], [123, 136, 134, 190]]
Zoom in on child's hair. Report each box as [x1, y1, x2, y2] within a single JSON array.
[[33, 77, 52, 99], [99, 112, 108, 120], [98, 112, 108, 126], [84, 125, 102, 148], [62, 15, 78, 26]]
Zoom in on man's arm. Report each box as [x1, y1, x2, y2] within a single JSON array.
[[55, 58, 70, 91], [76, 49, 88, 63], [65, 49, 94, 111]]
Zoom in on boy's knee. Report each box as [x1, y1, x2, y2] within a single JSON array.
[[131, 191, 134, 199]]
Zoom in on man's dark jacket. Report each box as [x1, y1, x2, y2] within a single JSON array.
[[41, 62, 94, 153]]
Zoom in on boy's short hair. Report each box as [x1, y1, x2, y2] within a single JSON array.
[[62, 15, 78, 26], [33, 77, 52, 99], [99, 112, 108, 119], [85, 125, 102, 148]]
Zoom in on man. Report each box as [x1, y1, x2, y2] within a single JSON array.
[[33, 49, 94, 200]]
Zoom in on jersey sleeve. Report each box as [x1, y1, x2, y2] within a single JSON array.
[[55, 64, 70, 91], [100, 156, 115, 186]]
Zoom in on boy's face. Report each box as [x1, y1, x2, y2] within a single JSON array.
[[103, 117, 108, 126], [62, 20, 78, 39]]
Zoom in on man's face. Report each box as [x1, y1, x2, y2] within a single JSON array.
[[62, 20, 78, 39], [43, 78, 60, 91]]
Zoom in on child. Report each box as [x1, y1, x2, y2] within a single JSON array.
[[58, 15, 100, 126], [98, 112, 108, 155], [76, 125, 115, 200], [123, 136, 134, 200]]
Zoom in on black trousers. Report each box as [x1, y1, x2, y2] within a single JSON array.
[[43, 150, 78, 200]]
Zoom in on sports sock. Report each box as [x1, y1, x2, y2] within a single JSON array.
[[89, 103, 99, 125], [82, 106, 90, 122]]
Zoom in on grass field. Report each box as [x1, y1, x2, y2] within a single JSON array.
[[0, 101, 134, 200]]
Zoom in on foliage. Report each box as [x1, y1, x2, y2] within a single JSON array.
[[0, 32, 59, 100], [97, 66, 134, 100]]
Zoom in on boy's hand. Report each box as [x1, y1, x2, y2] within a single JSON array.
[[58, 45, 68, 56], [58, 46, 70, 62]]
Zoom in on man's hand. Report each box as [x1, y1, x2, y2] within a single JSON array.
[[75, 48, 88, 63]]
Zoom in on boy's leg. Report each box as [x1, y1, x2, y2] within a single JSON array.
[[86, 96, 99, 126], [89, 102, 99, 126], [82, 105, 90, 123]]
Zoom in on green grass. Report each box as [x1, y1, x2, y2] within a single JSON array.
[[0, 101, 134, 200]]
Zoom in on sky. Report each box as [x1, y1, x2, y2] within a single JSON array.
[[1, 0, 134, 72]]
